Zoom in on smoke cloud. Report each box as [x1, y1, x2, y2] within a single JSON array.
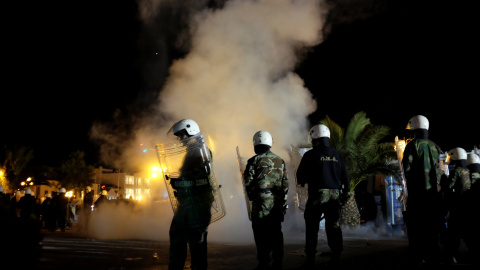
[[89, 0, 326, 243]]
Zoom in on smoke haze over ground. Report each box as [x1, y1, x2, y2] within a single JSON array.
[[88, 0, 326, 242]]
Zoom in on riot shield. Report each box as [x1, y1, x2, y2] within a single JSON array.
[[384, 175, 404, 226], [156, 132, 226, 224], [394, 136, 408, 211], [236, 146, 252, 220], [289, 145, 311, 212]]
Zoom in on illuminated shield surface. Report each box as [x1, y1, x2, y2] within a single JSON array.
[[156, 132, 226, 224]]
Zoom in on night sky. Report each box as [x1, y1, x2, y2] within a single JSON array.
[[2, 0, 478, 168]]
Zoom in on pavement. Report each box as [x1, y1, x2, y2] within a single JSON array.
[[31, 225, 478, 270]]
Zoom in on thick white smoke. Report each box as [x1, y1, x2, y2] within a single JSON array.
[[88, 0, 326, 243], [154, 0, 323, 243]]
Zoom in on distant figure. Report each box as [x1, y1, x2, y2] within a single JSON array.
[[94, 190, 109, 210], [0, 186, 11, 222], [41, 193, 56, 231], [83, 186, 94, 209], [17, 188, 38, 219], [11, 190, 22, 217], [52, 188, 69, 232]]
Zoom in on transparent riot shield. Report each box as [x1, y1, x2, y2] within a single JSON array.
[[156, 132, 226, 224], [394, 136, 408, 211], [236, 146, 252, 220], [384, 175, 404, 226], [289, 145, 311, 212]]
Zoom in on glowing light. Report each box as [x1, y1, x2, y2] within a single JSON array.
[[151, 172, 158, 178], [21, 182, 25, 186], [66, 191, 73, 197], [27, 177, 32, 181], [143, 149, 147, 152], [394, 136, 406, 163], [207, 135, 216, 152]]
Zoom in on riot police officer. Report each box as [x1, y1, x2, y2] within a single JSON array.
[[443, 147, 471, 264], [296, 124, 350, 269], [465, 152, 480, 263], [243, 131, 289, 270], [402, 115, 445, 266], [167, 119, 215, 270]]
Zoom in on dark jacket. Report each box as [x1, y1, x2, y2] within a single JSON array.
[[296, 145, 350, 197]]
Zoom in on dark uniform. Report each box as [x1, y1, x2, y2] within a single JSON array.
[[443, 162, 471, 263], [296, 138, 350, 266], [168, 139, 215, 270], [402, 138, 444, 265], [52, 191, 69, 232], [465, 157, 480, 262], [41, 195, 56, 231], [17, 193, 38, 219], [94, 193, 109, 210], [84, 189, 94, 209], [244, 150, 289, 269]]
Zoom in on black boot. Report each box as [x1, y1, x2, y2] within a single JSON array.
[[303, 255, 315, 269], [253, 260, 270, 270], [271, 259, 282, 270], [327, 252, 341, 269]]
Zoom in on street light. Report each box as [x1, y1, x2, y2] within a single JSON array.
[[151, 166, 159, 178]]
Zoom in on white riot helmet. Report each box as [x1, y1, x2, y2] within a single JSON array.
[[309, 124, 330, 143], [25, 188, 32, 195], [253, 131, 273, 147], [0, 186, 4, 193], [406, 115, 429, 130], [447, 147, 467, 162], [59, 187, 66, 193], [102, 190, 107, 196], [86, 186, 91, 192], [173, 119, 200, 136], [467, 153, 480, 165]]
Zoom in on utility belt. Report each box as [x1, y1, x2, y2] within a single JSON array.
[[171, 178, 210, 188], [170, 177, 212, 198]]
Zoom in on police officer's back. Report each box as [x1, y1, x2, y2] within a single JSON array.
[[401, 115, 444, 265], [18, 188, 38, 219], [296, 124, 350, 268], [243, 130, 289, 270]]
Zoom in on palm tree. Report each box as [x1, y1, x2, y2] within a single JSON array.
[[320, 112, 401, 227], [59, 151, 94, 192], [2, 145, 34, 191]]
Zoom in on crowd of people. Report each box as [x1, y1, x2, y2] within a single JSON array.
[[1, 116, 478, 269], [164, 117, 479, 270], [0, 187, 77, 233], [401, 115, 479, 267]]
